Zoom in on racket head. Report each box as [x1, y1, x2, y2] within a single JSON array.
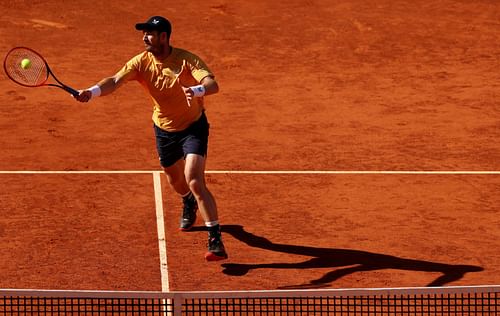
[[3, 47, 50, 87]]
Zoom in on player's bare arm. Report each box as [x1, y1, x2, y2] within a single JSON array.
[[74, 71, 134, 103], [183, 76, 219, 102]]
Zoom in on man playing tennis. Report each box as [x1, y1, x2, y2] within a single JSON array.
[[74, 16, 227, 261]]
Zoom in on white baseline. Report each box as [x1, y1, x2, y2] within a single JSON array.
[[0, 170, 499, 174]]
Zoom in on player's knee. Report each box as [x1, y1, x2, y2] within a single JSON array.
[[163, 169, 183, 187], [187, 177, 204, 195]]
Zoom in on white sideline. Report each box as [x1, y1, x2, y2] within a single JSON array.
[[153, 172, 169, 292]]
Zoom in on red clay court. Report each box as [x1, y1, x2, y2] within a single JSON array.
[[0, 0, 499, 300]]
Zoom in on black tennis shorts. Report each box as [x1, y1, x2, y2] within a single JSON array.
[[154, 112, 209, 168]]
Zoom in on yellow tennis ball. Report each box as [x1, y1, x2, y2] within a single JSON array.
[[21, 58, 31, 69]]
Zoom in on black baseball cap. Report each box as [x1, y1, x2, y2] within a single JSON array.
[[135, 16, 172, 36]]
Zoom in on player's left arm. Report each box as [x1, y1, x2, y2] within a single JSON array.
[[183, 75, 219, 102], [182, 53, 219, 100], [200, 75, 219, 96]]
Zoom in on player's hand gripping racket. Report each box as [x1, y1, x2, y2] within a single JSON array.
[[3, 47, 79, 96]]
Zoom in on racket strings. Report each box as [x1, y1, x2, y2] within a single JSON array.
[[4, 48, 48, 86]]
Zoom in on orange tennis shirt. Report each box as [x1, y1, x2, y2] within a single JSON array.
[[115, 47, 214, 132]]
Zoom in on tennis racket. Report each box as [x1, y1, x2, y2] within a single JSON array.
[[3, 47, 79, 96]]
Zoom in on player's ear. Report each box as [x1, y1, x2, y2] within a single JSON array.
[[160, 31, 168, 43]]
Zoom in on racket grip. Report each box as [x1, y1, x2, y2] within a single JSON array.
[[63, 86, 80, 97]]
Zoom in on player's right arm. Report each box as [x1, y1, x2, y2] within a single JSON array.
[[74, 55, 141, 103], [74, 71, 134, 103]]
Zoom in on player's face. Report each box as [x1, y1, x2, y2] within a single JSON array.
[[142, 30, 168, 55]]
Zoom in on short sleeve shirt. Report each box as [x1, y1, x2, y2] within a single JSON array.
[[115, 47, 213, 132]]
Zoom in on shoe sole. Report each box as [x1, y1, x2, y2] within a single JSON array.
[[179, 225, 194, 232], [205, 252, 228, 261]]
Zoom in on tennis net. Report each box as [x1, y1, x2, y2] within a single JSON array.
[[1, 285, 499, 315]]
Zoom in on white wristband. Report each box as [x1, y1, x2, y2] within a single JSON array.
[[89, 85, 101, 98], [190, 84, 205, 97]]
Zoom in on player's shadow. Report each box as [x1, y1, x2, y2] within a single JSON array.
[[203, 225, 482, 289]]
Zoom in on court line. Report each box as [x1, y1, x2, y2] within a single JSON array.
[[153, 171, 169, 292], [208, 170, 500, 175], [0, 170, 498, 175]]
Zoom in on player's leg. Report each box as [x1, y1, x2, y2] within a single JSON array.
[[180, 112, 227, 261], [163, 158, 188, 193], [184, 153, 217, 222], [185, 153, 228, 261], [154, 124, 198, 230], [163, 159, 198, 231]]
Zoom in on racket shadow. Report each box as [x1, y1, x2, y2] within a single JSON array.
[[217, 225, 483, 289]]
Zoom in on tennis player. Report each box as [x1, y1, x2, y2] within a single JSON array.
[[74, 16, 227, 261]]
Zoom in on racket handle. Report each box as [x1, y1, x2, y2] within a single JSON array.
[[62, 85, 80, 97]]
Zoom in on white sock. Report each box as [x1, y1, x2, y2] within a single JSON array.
[[205, 221, 219, 227]]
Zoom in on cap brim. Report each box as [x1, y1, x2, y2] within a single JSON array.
[[135, 23, 154, 31]]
